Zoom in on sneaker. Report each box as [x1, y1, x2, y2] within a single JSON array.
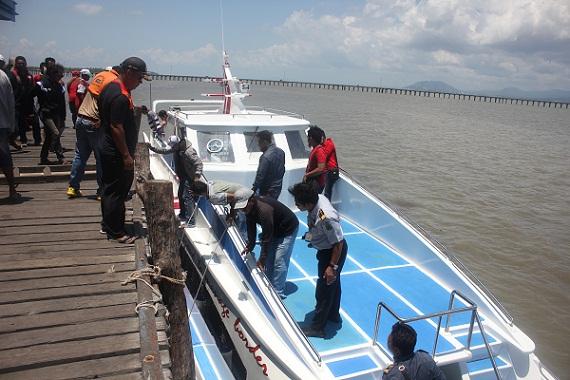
[[66, 186, 82, 198], [21, 143, 28, 148]]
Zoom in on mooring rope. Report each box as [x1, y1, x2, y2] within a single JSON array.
[[122, 264, 187, 315]]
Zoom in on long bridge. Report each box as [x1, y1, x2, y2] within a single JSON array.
[[148, 74, 569, 109]]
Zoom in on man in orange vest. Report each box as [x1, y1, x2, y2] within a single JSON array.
[[98, 57, 149, 243], [66, 66, 119, 198]]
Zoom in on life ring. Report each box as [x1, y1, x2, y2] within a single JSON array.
[[206, 138, 224, 153]]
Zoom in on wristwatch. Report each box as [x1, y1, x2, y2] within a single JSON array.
[[329, 263, 338, 271]]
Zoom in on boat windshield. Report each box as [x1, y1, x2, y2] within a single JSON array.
[[196, 131, 235, 163], [285, 130, 310, 159]]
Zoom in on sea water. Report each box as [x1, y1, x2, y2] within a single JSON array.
[[134, 80, 569, 377]]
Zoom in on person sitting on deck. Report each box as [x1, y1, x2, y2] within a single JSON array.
[[383, 322, 446, 380], [145, 135, 203, 227]]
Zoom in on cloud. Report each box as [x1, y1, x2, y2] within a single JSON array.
[[140, 44, 218, 66], [239, 0, 570, 90], [73, 3, 102, 15]]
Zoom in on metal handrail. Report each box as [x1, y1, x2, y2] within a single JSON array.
[[337, 167, 514, 326], [372, 290, 501, 379]]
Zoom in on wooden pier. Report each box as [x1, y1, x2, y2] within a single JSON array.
[[0, 133, 174, 378]]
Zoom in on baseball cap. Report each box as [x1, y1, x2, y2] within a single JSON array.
[[233, 189, 254, 209], [80, 68, 91, 77], [168, 135, 181, 146], [120, 57, 151, 80]]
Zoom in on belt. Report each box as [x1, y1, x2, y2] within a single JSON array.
[[78, 114, 99, 123]]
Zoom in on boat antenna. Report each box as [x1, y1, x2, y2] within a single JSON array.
[[219, 0, 225, 59]]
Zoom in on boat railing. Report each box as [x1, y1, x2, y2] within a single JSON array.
[[219, 207, 324, 366], [338, 167, 514, 326], [373, 290, 501, 380], [245, 106, 306, 119]]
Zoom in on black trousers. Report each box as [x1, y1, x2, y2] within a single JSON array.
[[100, 153, 134, 238], [312, 239, 348, 330]]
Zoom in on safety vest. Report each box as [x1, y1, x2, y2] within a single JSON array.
[[112, 79, 134, 110], [88, 69, 119, 96]]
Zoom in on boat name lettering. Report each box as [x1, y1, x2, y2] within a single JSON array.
[[234, 318, 268, 376], [215, 295, 230, 319]]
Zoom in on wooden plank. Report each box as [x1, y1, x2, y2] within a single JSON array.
[[0, 349, 171, 380], [0, 230, 111, 246], [0, 292, 137, 318], [0, 222, 103, 236], [0, 281, 136, 305], [0, 304, 136, 333], [0, 331, 168, 373], [0, 248, 135, 262], [0, 240, 135, 254], [0, 262, 134, 282], [0, 317, 141, 350], [0, 254, 134, 271], [0, 271, 132, 293], [0, 215, 101, 228]]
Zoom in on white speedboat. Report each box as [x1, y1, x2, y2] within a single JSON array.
[[146, 54, 557, 380]]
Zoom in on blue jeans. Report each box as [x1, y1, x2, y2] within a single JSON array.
[[179, 179, 196, 225], [265, 226, 298, 298], [69, 117, 102, 192]]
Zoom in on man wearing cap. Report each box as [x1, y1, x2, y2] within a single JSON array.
[[98, 57, 149, 243], [145, 134, 203, 227], [289, 182, 348, 338], [67, 66, 118, 199], [241, 195, 299, 299], [190, 180, 253, 222]]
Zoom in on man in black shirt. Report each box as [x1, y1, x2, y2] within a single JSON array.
[[252, 130, 285, 199], [383, 323, 446, 380], [98, 57, 149, 243], [241, 196, 299, 298]]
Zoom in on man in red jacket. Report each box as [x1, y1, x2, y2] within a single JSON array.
[[66, 70, 81, 126]]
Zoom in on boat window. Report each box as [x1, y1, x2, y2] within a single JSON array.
[[244, 132, 262, 152], [285, 130, 310, 159], [196, 131, 235, 163]]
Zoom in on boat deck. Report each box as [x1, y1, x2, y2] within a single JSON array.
[[280, 214, 494, 377]]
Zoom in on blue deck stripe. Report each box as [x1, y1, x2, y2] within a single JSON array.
[[456, 331, 496, 347], [327, 355, 378, 377], [372, 267, 472, 326], [467, 356, 507, 372], [341, 272, 455, 353]]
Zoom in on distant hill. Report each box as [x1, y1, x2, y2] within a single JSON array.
[[406, 81, 460, 93]]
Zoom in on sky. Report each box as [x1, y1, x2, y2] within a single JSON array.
[[1, 0, 569, 91]]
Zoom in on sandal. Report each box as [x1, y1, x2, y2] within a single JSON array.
[[115, 234, 138, 244]]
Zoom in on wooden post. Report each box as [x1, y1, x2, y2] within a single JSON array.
[[135, 144, 195, 380], [144, 180, 195, 380]]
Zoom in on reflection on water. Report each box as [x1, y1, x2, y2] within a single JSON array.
[[134, 80, 570, 376]]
